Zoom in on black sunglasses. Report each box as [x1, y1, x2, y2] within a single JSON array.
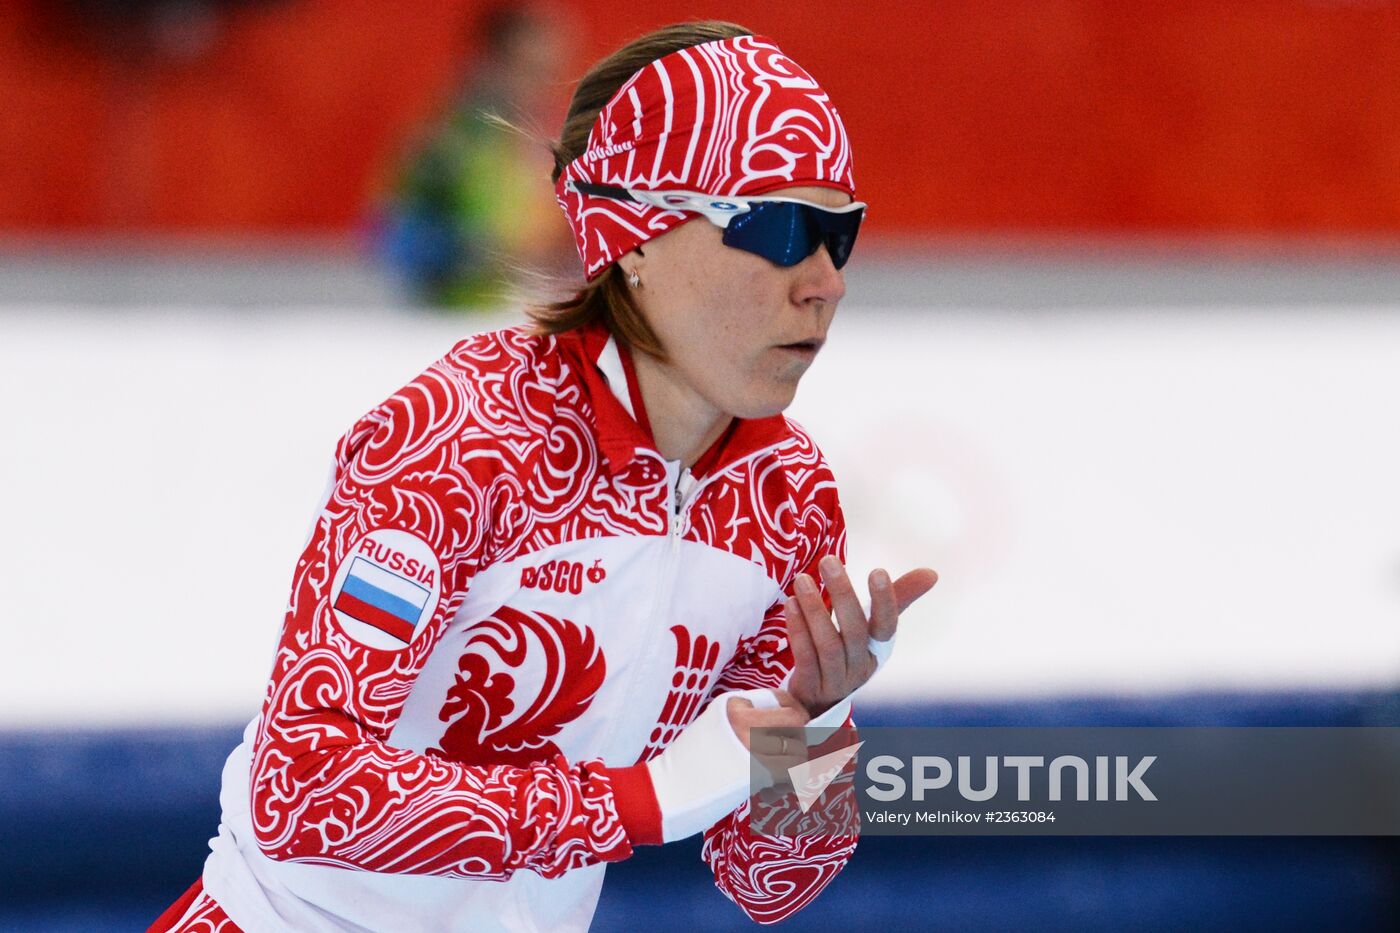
[[567, 181, 866, 270]]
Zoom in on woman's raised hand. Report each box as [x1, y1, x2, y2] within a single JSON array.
[[785, 555, 938, 717]]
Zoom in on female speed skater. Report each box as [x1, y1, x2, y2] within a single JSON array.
[[151, 19, 937, 932]]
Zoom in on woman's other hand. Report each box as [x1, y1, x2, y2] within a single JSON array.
[[726, 689, 810, 784]]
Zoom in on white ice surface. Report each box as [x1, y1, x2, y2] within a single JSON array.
[[1, 303, 1397, 726]]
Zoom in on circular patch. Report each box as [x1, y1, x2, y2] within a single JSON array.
[[329, 528, 443, 650]]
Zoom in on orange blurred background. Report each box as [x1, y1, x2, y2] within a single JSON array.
[[4, 0, 1399, 239]]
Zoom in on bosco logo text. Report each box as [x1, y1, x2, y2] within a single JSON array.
[[521, 559, 606, 595]]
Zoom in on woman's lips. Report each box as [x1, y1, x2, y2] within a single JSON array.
[[776, 341, 821, 358]]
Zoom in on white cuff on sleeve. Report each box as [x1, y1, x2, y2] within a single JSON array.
[[644, 687, 779, 843], [801, 695, 852, 749]]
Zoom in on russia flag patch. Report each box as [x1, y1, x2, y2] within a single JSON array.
[[334, 557, 430, 642], [330, 528, 442, 650]]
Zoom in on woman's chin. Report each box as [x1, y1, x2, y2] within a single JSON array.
[[724, 382, 800, 420]]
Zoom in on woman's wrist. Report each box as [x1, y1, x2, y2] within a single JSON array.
[[642, 687, 782, 843]]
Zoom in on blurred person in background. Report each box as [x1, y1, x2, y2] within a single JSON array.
[[151, 20, 935, 933], [377, 3, 573, 310]]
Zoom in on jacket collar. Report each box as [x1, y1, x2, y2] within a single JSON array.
[[555, 319, 795, 479]]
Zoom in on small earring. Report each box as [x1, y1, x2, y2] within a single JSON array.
[[628, 271, 641, 288]]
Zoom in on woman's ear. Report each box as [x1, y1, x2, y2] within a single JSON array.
[[618, 245, 646, 285]]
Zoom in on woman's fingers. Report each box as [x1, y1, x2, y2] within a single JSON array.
[[786, 561, 940, 717], [748, 725, 804, 756], [818, 555, 872, 675], [867, 567, 899, 642], [892, 567, 939, 614], [784, 598, 822, 699], [741, 705, 810, 731], [770, 688, 809, 713], [738, 714, 806, 754], [744, 711, 811, 785], [729, 695, 811, 751], [726, 695, 754, 745], [794, 573, 843, 682]]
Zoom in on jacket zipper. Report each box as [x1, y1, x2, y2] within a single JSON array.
[[661, 440, 788, 544], [614, 457, 693, 757], [671, 465, 697, 547], [616, 449, 772, 757]]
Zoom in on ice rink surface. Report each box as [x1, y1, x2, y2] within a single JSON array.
[[3, 263, 1398, 727], [3, 254, 1397, 933]]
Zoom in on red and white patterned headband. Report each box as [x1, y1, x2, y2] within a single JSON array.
[[555, 34, 856, 280]]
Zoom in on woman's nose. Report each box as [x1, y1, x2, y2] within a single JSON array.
[[791, 243, 846, 307]]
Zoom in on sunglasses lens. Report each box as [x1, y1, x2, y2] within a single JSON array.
[[722, 202, 812, 267], [820, 214, 861, 270], [721, 202, 863, 269]]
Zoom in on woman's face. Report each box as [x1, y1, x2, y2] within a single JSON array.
[[626, 184, 851, 419]]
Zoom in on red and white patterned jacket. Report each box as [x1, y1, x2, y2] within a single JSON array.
[[201, 319, 858, 931]]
